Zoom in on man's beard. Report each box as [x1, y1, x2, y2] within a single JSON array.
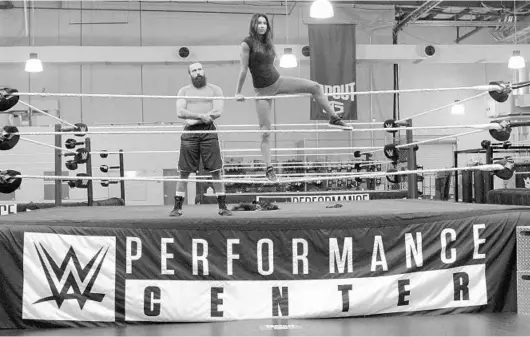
[[192, 75, 207, 88]]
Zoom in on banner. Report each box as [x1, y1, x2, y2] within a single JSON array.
[[0, 212, 518, 328], [256, 193, 369, 203], [308, 24, 357, 121]]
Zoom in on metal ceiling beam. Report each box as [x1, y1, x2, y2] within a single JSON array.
[[454, 12, 498, 43], [490, 1, 530, 43], [455, 27, 483, 43], [8, 1, 297, 15], [393, 0, 444, 34], [422, 12, 438, 20], [410, 20, 512, 27]]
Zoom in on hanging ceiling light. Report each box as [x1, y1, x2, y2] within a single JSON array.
[[450, 100, 465, 115], [508, 50, 526, 69], [310, 0, 334, 19], [25, 53, 43, 73], [509, 1, 525, 70], [280, 48, 298, 68], [280, 1, 298, 69]]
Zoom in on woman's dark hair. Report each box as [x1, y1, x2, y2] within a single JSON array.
[[248, 13, 275, 57]]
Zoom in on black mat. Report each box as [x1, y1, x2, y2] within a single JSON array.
[[1, 199, 529, 230], [201, 190, 408, 204]]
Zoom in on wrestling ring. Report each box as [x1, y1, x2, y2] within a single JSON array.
[[1, 80, 530, 334]]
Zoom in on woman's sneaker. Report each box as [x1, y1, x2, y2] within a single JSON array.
[[328, 116, 353, 130]]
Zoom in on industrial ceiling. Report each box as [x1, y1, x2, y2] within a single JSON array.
[[2, 1, 530, 43]]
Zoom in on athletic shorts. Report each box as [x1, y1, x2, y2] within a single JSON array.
[[178, 137, 223, 173], [254, 76, 316, 97]]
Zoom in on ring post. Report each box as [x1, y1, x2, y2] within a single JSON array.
[[54, 123, 62, 206], [454, 150, 459, 202], [85, 138, 94, 206], [119, 149, 126, 204], [406, 119, 418, 199], [484, 145, 494, 194]]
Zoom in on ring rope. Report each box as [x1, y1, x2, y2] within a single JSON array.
[[227, 146, 379, 152], [1, 162, 390, 170], [17, 100, 76, 128], [12, 84, 500, 101], [395, 92, 488, 123], [9, 123, 498, 136], [90, 122, 382, 129], [398, 129, 484, 150], [14, 163, 505, 185], [0, 151, 362, 158], [10, 129, 474, 166], [76, 150, 359, 158], [365, 129, 484, 156], [19, 137, 76, 154], [379, 123, 495, 132], [175, 171, 391, 179], [223, 164, 389, 170], [8, 129, 361, 136], [223, 160, 392, 168], [229, 153, 358, 158], [180, 169, 432, 179], [1, 160, 391, 170], [91, 146, 378, 155]]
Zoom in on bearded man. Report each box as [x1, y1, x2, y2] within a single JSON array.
[[170, 62, 232, 217]]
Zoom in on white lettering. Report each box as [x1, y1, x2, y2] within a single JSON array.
[[126, 237, 142, 274], [292, 238, 309, 275], [440, 228, 457, 264], [161, 238, 174, 275], [405, 233, 423, 268], [473, 224, 486, 259], [329, 237, 353, 273], [257, 239, 274, 275], [193, 238, 209, 275], [371, 236, 388, 271], [226, 239, 240, 276]]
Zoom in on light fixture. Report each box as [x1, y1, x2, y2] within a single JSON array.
[[280, 48, 297, 68], [509, 2, 525, 70], [451, 100, 465, 115], [508, 50, 525, 69], [310, 0, 334, 19], [280, 1, 298, 69], [124, 171, 137, 178], [25, 53, 43, 73]]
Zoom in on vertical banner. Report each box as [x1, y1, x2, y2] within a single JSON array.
[[308, 24, 357, 121]]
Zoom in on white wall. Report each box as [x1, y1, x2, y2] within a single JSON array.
[[0, 2, 523, 204]]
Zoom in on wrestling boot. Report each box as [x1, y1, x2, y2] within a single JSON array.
[[265, 165, 278, 182], [328, 115, 353, 130], [169, 196, 184, 217], [217, 195, 232, 216]]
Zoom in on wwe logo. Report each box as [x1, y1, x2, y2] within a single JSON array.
[[385, 149, 395, 157], [524, 177, 530, 188], [384, 122, 393, 129], [33, 242, 109, 309], [79, 152, 88, 161]]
